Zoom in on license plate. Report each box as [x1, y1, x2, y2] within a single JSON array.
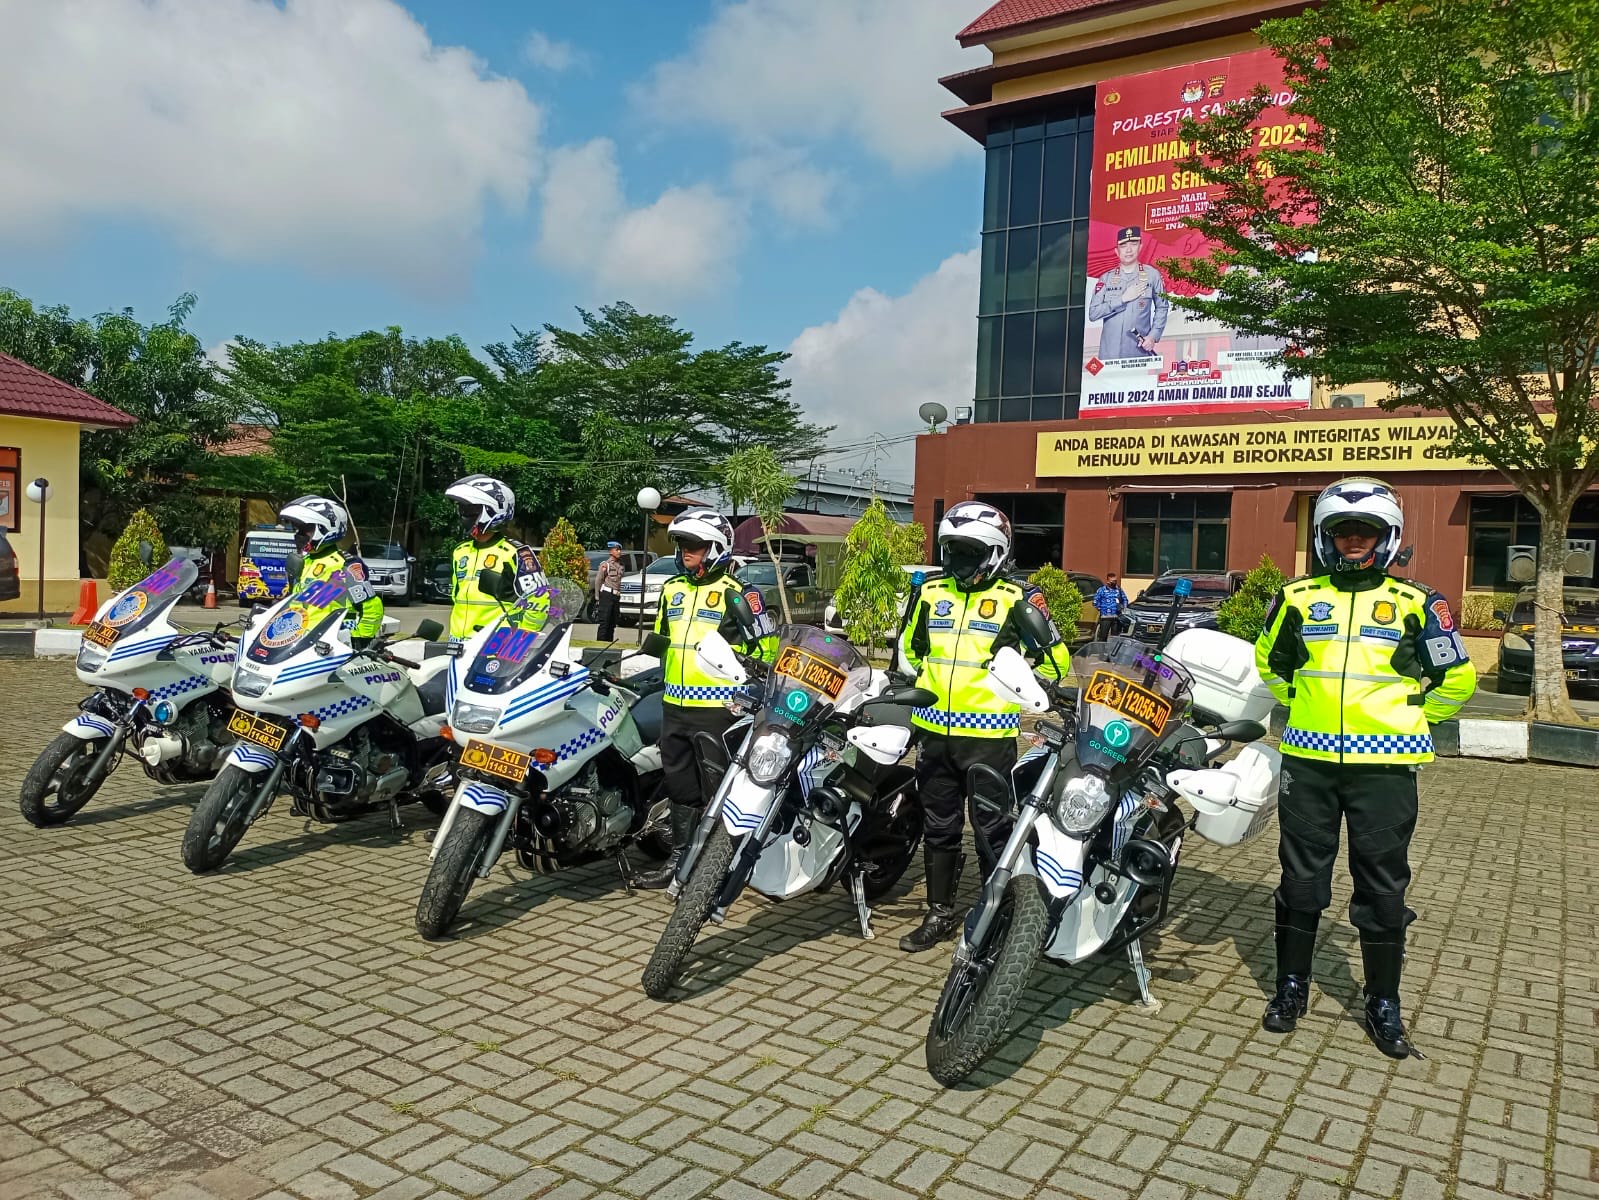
[[460, 739, 532, 782], [227, 710, 288, 752], [774, 645, 849, 699], [1565, 669, 1582, 681], [83, 620, 121, 649], [1141, 623, 1164, 635]]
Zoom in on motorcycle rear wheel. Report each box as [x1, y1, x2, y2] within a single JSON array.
[[182, 766, 260, 873], [415, 807, 493, 940], [924, 873, 1050, 1086], [641, 824, 737, 999], [20, 733, 110, 827]]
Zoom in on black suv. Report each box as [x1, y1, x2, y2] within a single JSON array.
[[1493, 587, 1599, 695], [0, 531, 19, 602], [1121, 571, 1245, 643]]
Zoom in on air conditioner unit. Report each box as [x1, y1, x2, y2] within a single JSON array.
[[1565, 539, 1596, 578], [1329, 393, 1364, 409], [1506, 545, 1537, 583]]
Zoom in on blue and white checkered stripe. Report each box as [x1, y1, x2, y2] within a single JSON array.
[[664, 683, 740, 702], [1282, 728, 1433, 756], [501, 671, 591, 722], [276, 654, 353, 684], [461, 782, 508, 812], [535, 725, 606, 772], [1034, 848, 1083, 893], [67, 713, 117, 738], [912, 707, 1020, 733], [227, 742, 279, 770], [310, 695, 373, 722], [150, 675, 208, 702], [107, 634, 176, 663]]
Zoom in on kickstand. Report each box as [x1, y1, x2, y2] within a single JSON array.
[[616, 848, 636, 895], [387, 796, 403, 834], [849, 868, 874, 940], [1128, 937, 1160, 1013]]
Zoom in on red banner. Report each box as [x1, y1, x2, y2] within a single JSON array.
[[1079, 49, 1312, 418]]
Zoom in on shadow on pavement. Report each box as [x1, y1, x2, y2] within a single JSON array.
[[215, 803, 439, 873], [64, 782, 207, 827]]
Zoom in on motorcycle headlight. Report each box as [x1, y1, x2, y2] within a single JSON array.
[[746, 729, 795, 785], [1502, 631, 1532, 654], [234, 670, 270, 697], [76, 643, 107, 672], [1054, 774, 1114, 837], [452, 703, 502, 734]]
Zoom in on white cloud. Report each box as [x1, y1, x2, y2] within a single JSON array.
[[731, 148, 844, 230], [536, 139, 745, 303], [783, 248, 978, 480], [636, 0, 978, 173], [523, 30, 583, 72], [0, 0, 542, 291]]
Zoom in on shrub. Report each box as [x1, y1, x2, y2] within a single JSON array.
[[539, 517, 589, 586], [834, 500, 923, 655], [1025, 565, 1084, 639], [1460, 591, 1516, 630], [1215, 555, 1288, 644], [108, 509, 171, 592]]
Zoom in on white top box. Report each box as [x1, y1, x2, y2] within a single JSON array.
[[1164, 627, 1276, 725]]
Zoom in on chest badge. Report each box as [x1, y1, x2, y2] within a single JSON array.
[[708, 590, 722, 608], [977, 598, 997, 620], [934, 600, 954, 618], [484, 553, 498, 569], [1307, 601, 1335, 622], [1371, 599, 1397, 625]]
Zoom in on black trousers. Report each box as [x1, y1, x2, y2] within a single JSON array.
[[1276, 754, 1419, 936], [916, 733, 1017, 853], [594, 591, 621, 642], [1094, 617, 1120, 642], [660, 703, 734, 810]]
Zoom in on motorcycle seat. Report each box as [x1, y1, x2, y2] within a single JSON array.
[[631, 690, 664, 745], [412, 658, 451, 717]]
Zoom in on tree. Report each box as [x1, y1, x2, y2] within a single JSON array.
[[1216, 556, 1289, 644], [1170, 0, 1599, 723], [720, 447, 797, 623], [108, 509, 169, 591], [538, 516, 588, 625], [1025, 565, 1085, 640], [833, 499, 924, 657]]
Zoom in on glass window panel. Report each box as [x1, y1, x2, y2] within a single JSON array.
[[1001, 313, 1035, 396], [1004, 227, 1039, 312], [1195, 494, 1232, 519], [1125, 495, 1159, 519], [976, 316, 1002, 399], [1030, 395, 1064, 421], [1046, 111, 1078, 135], [1196, 523, 1228, 571], [1037, 223, 1071, 308], [1065, 392, 1081, 419], [1075, 133, 1095, 211], [974, 399, 1000, 423], [1066, 310, 1085, 387], [1069, 220, 1090, 306], [986, 118, 1012, 147], [1470, 496, 1516, 522], [1014, 114, 1045, 142], [1033, 309, 1067, 396], [1010, 140, 1042, 227], [1161, 494, 1196, 518], [1574, 496, 1599, 522], [980, 231, 1006, 316], [983, 146, 1011, 231], [1126, 524, 1155, 574], [1000, 396, 1031, 422], [1041, 136, 1075, 223], [1158, 523, 1194, 575], [1469, 524, 1512, 588]]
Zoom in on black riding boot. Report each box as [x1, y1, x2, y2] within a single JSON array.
[[1360, 931, 1413, 1059], [635, 802, 698, 890], [1263, 904, 1318, 1034], [900, 849, 964, 952]]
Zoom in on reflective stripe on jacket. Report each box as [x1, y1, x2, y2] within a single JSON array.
[[655, 572, 778, 707]]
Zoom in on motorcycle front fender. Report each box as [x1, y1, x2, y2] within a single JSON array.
[[224, 742, 280, 773], [430, 778, 519, 871], [720, 771, 777, 838], [63, 712, 120, 741]]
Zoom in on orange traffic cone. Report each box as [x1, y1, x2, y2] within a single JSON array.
[[69, 580, 98, 626], [203, 579, 218, 609]]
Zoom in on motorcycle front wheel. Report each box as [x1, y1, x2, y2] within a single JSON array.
[[182, 765, 262, 872], [20, 733, 112, 827], [415, 807, 493, 940], [924, 873, 1050, 1086], [641, 824, 737, 999]]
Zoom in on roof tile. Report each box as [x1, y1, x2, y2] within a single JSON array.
[[958, 0, 1124, 45], [0, 351, 135, 428]]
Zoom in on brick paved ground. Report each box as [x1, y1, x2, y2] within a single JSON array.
[[1, 657, 1595, 1200]]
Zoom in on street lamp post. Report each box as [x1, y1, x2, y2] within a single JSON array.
[[636, 486, 661, 644], [25, 477, 52, 619]]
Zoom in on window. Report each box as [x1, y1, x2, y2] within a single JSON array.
[[1468, 495, 1599, 588], [974, 491, 1064, 571], [0, 447, 18, 532], [1124, 494, 1232, 575]]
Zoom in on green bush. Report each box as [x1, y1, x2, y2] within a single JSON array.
[[539, 516, 589, 586], [1215, 555, 1288, 644], [1025, 565, 1085, 637], [1460, 591, 1515, 630], [108, 509, 170, 591], [834, 500, 925, 655]]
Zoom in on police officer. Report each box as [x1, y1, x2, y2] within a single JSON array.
[[442, 475, 550, 641], [897, 501, 1070, 952], [277, 496, 385, 646], [1255, 477, 1476, 1058], [634, 508, 778, 889], [1088, 226, 1169, 359]]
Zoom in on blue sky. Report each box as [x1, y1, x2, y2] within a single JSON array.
[[0, 0, 995, 480]]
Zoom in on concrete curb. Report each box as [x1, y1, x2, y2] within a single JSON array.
[[1454, 718, 1528, 761], [35, 628, 83, 657]]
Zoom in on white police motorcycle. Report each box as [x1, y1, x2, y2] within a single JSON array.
[[180, 567, 452, 872], [21, 556, 241, 827]]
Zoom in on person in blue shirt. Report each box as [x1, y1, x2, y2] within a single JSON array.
[[1092, 572, 1129, 641]]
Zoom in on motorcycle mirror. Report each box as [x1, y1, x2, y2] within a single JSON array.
[[138, 540, 154, 567], [723, 589, 764, 641], [1213, 719, 1266, 743], [1491, 609, 1509, 625], [965, 763, 1014, 820], [694, 629, 748, 685], [983, 646, 1049, 713], [414, 618, 444, 643], [285, 550, 305, 580], [1013, 597, 1055, 649], [477, 566, 507, 600], [640, 631, 670, 658], [248, 603, 268, 625]]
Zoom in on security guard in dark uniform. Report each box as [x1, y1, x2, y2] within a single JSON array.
[[1255, 477, 1476, 1057]]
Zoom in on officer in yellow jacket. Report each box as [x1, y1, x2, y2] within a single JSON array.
[[634, 508, 777, 889], [277, 496, 384, 646], [443, 475, 550, 642], [1255, 477, 1475, 1058], [897, 501, 1070, 952]]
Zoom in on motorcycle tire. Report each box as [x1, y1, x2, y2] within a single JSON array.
[[641, 824, 737, 999], [924, 873, 1050, 1086], [182, 765, 261, 873], [19, 733, 110, 827], [415, 807, 492, 941]]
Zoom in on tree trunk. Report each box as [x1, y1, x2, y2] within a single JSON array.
[[1530, 507, 1580, 725], [767, 544, 793, 625]]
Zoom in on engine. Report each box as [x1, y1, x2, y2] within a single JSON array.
[[312, 728, 410, 814], [137, 699, 231, 784], [524, 763, 632, 862]]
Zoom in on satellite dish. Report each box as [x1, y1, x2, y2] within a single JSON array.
[[918, 401, 948, 428]]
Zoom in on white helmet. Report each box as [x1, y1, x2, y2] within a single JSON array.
[[279, 495, 348, 554], [667, 507, 734, 580], [1313, 476, 1404, 571], [446, 474, 515, 541], [938, 500, 1012, 588]]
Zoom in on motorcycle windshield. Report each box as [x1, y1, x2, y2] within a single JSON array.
[[98, 558, 199, 638], [757, 625, 873, 733], [1071, 636, 1194, 776], [242, 569, 359, 667], [462, 615, 573, 696]]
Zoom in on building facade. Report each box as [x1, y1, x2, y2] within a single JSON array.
[[919, 0, 1598, 603]]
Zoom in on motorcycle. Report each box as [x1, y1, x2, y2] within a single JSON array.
[[923, 588, 1280, 1085], [180, 567, 452, 872], [414, 567, 673, 940], [640, 618, 936, 999], [21, 556, 241, 827]]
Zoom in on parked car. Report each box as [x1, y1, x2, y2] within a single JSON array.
[[1120, 571, 1245, 643], [1493, 587, 1599, 695], [0, 530, 19, 602], [361, 541, 416, 605], [578, 547, 654, 620], [620, 555, 687, 625], [737, 557, 828, 624]]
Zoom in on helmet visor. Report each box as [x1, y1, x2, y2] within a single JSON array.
[[940, 538, 988, 582], [1325, 515, 1386, 537]]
